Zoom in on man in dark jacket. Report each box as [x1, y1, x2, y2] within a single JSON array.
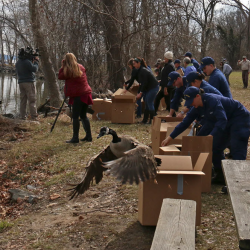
[[15, 47, 39, 120], [154, 51, 175, 113]]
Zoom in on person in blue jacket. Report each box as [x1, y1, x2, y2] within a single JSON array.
[[183, 57, 196, 76], [184, 52, 200, 72], [166, 71, 188, 117], [174, 59, 185, 76], [167, 71, 222, 118], [200, 57, 232, 98], [176, 71, 222, 118], [161, 86, 250, 184]]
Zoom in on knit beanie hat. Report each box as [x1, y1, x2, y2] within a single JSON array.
[[164, 51, 173, 60]]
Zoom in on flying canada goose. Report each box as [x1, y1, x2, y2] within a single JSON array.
[[68, 126, 161, 200]]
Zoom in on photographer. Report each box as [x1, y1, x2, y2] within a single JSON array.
[[15, 47, 39, 120]]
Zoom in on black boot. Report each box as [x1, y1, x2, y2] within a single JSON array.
[[140, 110, 149, 124], [66, 118, 79, 143], [80, 118, 92, 142], [148, 110, 156, 124], [211, 169, 225, 185]]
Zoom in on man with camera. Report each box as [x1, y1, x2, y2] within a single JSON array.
[[15, 47, 39, 120]]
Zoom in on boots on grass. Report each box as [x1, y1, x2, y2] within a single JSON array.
[[211, 168, 225, 185], [140, 110, 149, 124], [66, 118, 79, 143], [148, 110, 156, 124], [80, 118, 92, 142]]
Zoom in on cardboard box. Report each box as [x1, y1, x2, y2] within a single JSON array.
[[159, 136, 213, 193], [128, 85, 139, 96], [92, 98, 112, 121], [111, 88, 136, 124], [138, 153, 208, 226], [159, 145, 181, 155], [151, 116, 190, 154], [181, 136, 213, 193]]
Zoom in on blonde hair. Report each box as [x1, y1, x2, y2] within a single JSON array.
[[63, 53, 82, 78]]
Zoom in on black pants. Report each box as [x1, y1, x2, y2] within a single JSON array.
[[154, 87, 176, 112], [242, 70, 248, 88], [72, 96, 88, 119]]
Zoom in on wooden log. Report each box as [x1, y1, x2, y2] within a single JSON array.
[[151, 198, 196, 250], [222, 160, 250, 250]]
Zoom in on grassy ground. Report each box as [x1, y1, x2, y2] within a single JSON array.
[[0, 71, 249, 249]]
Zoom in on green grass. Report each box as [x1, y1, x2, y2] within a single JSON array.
[[0, 220, 13, 232], [0, 72, 248, 249]]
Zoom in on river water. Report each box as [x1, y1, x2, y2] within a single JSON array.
[[0, 74, 50, 115]]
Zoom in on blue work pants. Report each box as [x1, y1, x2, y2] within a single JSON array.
[[197, 117, 250, 170]]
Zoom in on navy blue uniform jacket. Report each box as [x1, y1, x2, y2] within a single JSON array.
[[170, 93, 250, 139], [208, 68, 232, 98]]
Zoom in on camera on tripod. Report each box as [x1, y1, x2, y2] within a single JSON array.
[[18, 46, 40, 60]]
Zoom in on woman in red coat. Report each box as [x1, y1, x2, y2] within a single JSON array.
[[58, 53, 93, 143]]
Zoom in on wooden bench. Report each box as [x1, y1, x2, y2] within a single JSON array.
[[222, 160, 250, 250], [151, 198, 196, 250]]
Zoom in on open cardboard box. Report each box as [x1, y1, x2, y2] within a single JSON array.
[[151, 116, 190, 154], [92, 98, 112, 121], [111, 88, 136, 124], [159, 136, 213, 193], [138, 153, 209, 226]]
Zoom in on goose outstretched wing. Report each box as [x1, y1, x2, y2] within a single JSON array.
[[103, 145, 160, 185], [68, 145, 117, 200]]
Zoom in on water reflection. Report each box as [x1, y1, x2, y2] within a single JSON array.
[[0, 74, 49, 115]]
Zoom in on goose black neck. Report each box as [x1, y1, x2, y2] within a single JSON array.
[[109, 129, 121, 143]]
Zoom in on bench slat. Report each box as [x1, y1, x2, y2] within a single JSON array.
[[151, 198, 196, 250], [222, 160, 250, 250]]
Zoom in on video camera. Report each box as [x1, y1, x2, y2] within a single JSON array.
[[18, 46, 40, 60]]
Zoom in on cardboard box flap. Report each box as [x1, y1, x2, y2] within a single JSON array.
[[159, 145, 180, 152], [158, 170, 205, 175], [182, 136, 213, 151], [112, 88, 135, 99], [155, 155, 193, 171], [152, 117, 183, 130], [193, 152, 209, 171], [160, 122, 181, 132], [166, 127, 191, 138]]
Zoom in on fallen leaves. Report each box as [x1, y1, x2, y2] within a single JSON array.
[[49, 193, 61, 200]]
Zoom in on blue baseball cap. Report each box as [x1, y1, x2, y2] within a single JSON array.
[[184, 86, 200, 107], [186, 71, 199, 86], [200, 57, 215, 70], [174, 59, 181, 64], [167, 71, 181, 86], [184, 52, 192, 58]]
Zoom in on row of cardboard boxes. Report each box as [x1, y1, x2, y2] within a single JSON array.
[[91, 86, 166, 123], [138, 116, 213, 227]]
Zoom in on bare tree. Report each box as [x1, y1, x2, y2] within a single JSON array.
[[29, 0, 61, 107]]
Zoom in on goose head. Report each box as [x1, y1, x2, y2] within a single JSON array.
[[97, 126, 111, 139]]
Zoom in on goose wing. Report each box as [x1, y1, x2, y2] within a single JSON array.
[[68, 145, 117, 200], [103, 144, 160, 185]]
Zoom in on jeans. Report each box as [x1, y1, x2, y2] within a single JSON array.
[[137, 94, 143, 117], [144, 85, 159, 111]]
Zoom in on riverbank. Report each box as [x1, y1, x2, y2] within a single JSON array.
[[0, 71, 249, 250]]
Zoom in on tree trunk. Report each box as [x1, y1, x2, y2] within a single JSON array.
[[141, 0, 151, 64], [102, 0, 124, 90], [29, 0, 62, 107]]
